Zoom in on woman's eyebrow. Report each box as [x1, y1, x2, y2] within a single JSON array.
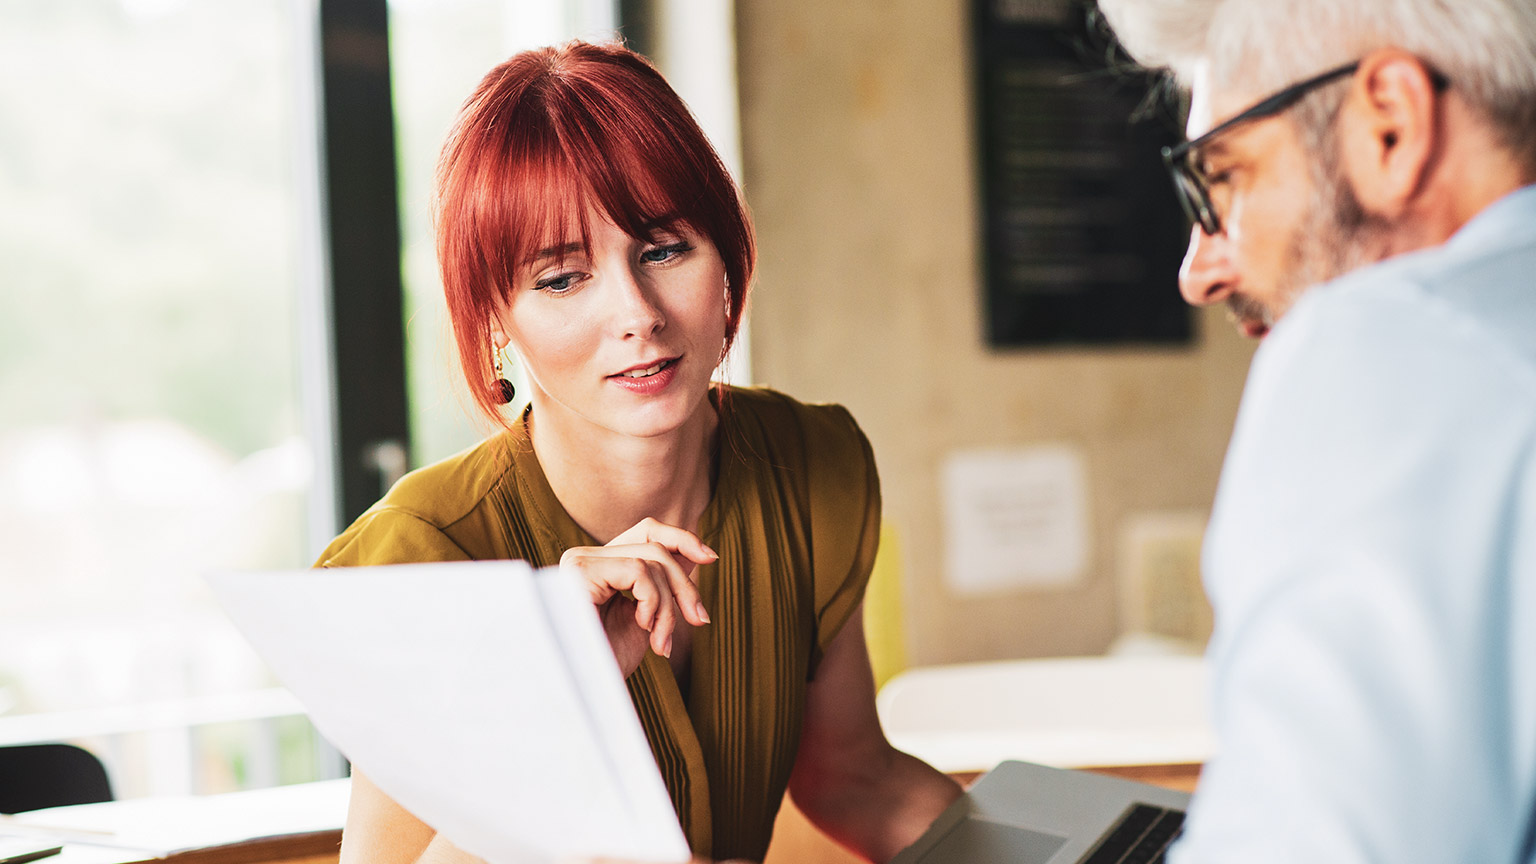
[[639, 213, 683, 234], [526, 241, 584, 265]]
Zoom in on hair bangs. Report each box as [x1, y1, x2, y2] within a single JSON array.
[[498, 145, 593, 290], [554, 73, 719, 250], [436, 41, 756, 427]]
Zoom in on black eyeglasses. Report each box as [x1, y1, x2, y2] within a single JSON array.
[[1161, 61, 1361, 235]]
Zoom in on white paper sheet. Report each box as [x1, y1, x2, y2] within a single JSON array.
[[0, 779, 349, 860], [206, 561, 689, 864]]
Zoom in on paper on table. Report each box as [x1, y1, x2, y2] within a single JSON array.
[[0, 779, 347, 855], [206, 561, 689, 864], [0, 837, 61, 864], [0, 777, 347, 854]]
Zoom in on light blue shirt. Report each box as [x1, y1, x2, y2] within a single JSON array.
[[1171, 185, 1536, 864]]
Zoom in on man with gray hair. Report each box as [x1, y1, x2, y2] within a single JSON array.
[[1094, 0, 1536, 861]]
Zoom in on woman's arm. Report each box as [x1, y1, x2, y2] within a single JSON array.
[[341, 769, 485, 864], [785, 605, 962, 862]]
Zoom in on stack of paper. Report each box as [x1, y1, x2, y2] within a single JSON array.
[[206, 561, 689, 864]]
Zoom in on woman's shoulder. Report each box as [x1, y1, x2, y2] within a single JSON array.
[[725, 387, 880, 663], [725, 385, 867, 450], [384, 431, 517, 519], [315, 431, 518, 567], [723, 386, 876, 507]]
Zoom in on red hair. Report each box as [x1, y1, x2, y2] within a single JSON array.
[[434, 41, 755, 424]]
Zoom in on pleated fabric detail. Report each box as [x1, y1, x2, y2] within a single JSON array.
[[409, 389, 874, 862]]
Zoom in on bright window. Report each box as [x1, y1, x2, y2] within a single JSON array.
[[0, 0, 744, 801], [391, 0, 623, 463], [0, 0, 329, 797]]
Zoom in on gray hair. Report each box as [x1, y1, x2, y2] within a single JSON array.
[[1097, 0, 1536, 167]]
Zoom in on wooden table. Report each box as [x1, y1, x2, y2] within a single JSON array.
[[46, 838, 339, 864]]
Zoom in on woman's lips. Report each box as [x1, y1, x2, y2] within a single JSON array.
[[608, 357, 680, 394]]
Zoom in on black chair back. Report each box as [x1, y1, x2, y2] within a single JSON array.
[[0, 743, 114, 814]]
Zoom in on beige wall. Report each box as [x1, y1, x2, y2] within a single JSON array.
[[735, 0, 1257, 665]]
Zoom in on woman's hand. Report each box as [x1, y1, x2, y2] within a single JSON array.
[[560, 517, 716, 677]]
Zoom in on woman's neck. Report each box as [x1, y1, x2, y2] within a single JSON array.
[[526, 392, 720, 544]]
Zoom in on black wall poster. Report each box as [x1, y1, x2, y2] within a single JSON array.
[[974, 0, 1191, 346]]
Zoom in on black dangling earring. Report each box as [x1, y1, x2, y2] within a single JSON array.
[[492, 345, 516, 405]]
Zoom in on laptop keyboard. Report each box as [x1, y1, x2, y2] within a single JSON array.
[[1079, 803, 1185, 864]]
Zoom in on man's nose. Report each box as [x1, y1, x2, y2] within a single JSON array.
[[1178, 225, 1238, 307]]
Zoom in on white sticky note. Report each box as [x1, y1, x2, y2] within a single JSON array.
[[943, 446, 1089, 593]]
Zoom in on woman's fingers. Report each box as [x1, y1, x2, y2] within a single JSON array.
[[558, 518, 717, 669], [637, 562, 675, 657], [612, 516, 719, 567], [613, 519, 717, 626], [615, 540, 709, 627], [560, 551, 686, 655], [566, 539, 712, 628], [634, 539, 710, 627]]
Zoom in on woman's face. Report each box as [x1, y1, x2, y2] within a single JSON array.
[[496, 207, 728, 441]]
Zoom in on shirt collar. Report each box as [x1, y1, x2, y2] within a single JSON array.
[[1442, 182, 1536, 258]]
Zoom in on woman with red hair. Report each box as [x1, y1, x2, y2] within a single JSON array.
[[317, 41, 960, 863]]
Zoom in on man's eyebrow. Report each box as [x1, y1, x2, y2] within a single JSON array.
[[1192, 138, 1233, 172]]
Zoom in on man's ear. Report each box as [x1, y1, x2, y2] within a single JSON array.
[[1339, 48, 1442, 217]]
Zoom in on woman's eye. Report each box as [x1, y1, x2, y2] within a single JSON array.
[[534, 272, 581, 293], [640, 242, 691, 264]]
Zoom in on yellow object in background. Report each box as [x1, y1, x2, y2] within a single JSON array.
[[863, 522, 909, 691]]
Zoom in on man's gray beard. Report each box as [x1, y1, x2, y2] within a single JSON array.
[[1275, 149, 1393, 315]]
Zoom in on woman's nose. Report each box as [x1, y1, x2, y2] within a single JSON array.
[[612, 268, 666, 338], [1178, 225, 1239, 307]]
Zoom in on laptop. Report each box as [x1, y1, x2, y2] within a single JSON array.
[[891, 760, 1191, 864]]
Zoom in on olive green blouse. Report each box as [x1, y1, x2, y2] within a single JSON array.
[[315, 386, 880, 861]]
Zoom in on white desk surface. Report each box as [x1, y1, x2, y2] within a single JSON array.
[[0, 779, 348, 864], [876, 654, 1214, 774]]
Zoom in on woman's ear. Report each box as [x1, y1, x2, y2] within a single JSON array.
[[1339, 48, 1442, 218], [489, 307, 513, 353]]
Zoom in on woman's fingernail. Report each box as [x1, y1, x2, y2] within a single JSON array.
[[663, 634, 673, 656], [696, 601, 711, 624], [703, 544, 719, 560]]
